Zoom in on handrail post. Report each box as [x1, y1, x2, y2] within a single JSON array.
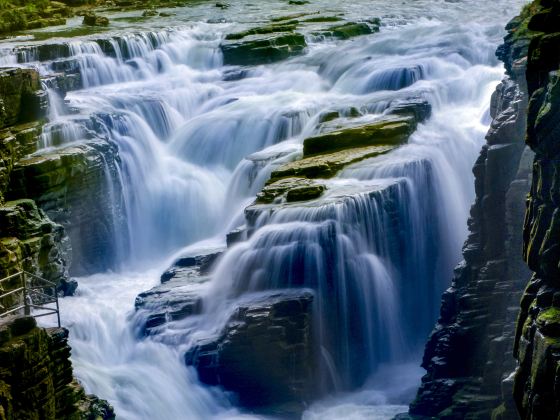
[[23, 272, 30, 316], [55, 290, 61, 328]]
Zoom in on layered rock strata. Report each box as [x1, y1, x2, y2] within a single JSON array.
[[134, 96, 432, 411], [185, 290, 315, 409], [0, 316, 114, 420], [0, 68, 72, 295], [511, 1, 560, 418], [409, 1, 560, 419]]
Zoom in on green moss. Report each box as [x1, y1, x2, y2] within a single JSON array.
[[304, 115, 416, 156], [221, 32, 306, 66], [316, 22, 376, 40], [303, 16, 342, 23], [225, 23, 298, 40], [270, 12, 314, 22], [270, 145, 395, 181], [537, 307, 560, 336]]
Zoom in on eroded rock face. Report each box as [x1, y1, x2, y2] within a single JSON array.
[[7, 140, 126, 276], [0, 68, 47, 130], [512, 2, 560, 418], [0, 316, 114, 420], [0, 199, 72, 296], [221, 33, 307, 66], [409, 14, 533, 420], [134, 250, 222, 335], [185, 289, 315, 409], [0, 68, 72, 295]]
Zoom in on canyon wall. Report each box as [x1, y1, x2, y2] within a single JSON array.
[[410, 1, 560, 419], [1, 67, 115, 420], [0, 316, 114, 420], [513, 0, 560, 418]]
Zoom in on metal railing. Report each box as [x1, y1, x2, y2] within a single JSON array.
[[0, 271, 61, 327]]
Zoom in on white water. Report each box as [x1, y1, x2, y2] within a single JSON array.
[[1, 0, 526, 418]]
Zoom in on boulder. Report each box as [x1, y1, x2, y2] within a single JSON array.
[[0, 122, 42, 201], [225, 22, 298, 40], [315, 21, 378, 40], [304, 114, 417, 156], [0, 318, 115, 419], [256, 177, 326, 204], [134, 249, 222, 335], [0, 199, 70, 295], [0, 68, 47, 130], [221, 33, 306, 66], [185, 289, 315, 408], [82, 12, 109, 27]]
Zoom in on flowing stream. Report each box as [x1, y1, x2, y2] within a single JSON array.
[[0, 0, 526, 418]]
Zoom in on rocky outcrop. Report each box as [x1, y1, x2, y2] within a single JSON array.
[[0, 199, 73, 296], [185, 290, 315, 410], [133, 250, 315, 413], [0, 68, 72, 295], [408, 8, 536, 419], [0, 316, 114, 420], [260, 99, 430, 201], [221, 33, 307, 66], [134, 250, 222, 335], [7, 139, 126, 276], [220, 16, 380, 67], [511, 1, 560, 418]]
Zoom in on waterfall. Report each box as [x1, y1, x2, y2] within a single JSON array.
[[0, 0, 527, 418]]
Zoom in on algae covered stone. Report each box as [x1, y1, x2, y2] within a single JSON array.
[[304, 115, 416, 156], [256, 177, 326, 204], [221, 33, 306, 65], [271, 145, 396, 180]]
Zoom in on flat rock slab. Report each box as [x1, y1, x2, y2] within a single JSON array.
[[305, 114, 418, 156], [221, 32, 307, 66], [256, 177, 326, 204], [270, 144, 396, 180]]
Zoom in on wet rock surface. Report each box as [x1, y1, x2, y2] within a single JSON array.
[[185, 289, 315, 409], [409, 13, 534, 420], [134, 250, 222, 335], [0, 316, 114, 420], [221, 32, 307, 66], [0, 68, 72, 296], [510, 2, 560, 419], [7, 139, 126, 276]]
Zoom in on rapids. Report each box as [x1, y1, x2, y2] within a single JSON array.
[[0, 0, 527, 418]]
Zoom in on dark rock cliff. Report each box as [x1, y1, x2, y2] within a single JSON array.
[[0, 66, 126, 277], [0, 316, 114, 420], [408, 4, 539, 419], [410, 1, 560, 419], [512, 0, 560, 418]]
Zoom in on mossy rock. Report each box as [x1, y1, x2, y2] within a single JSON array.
[[0, 199, 53, 240], [316, 22, 378, 40], [537, 307, 560, 336], [0, 68, 45, 130], [304, 115, 416, 156], [82, 12, 109, 26], [256, 177, 326, 204], [225, 22, 298, 40], [270, 144, 396, 181], [221, 32, 307, 66], [302, 16, 342, 23], [286, 184, 325, 202]]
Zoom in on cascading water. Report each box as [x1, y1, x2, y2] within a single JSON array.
[[0, 0, 526, 418]]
